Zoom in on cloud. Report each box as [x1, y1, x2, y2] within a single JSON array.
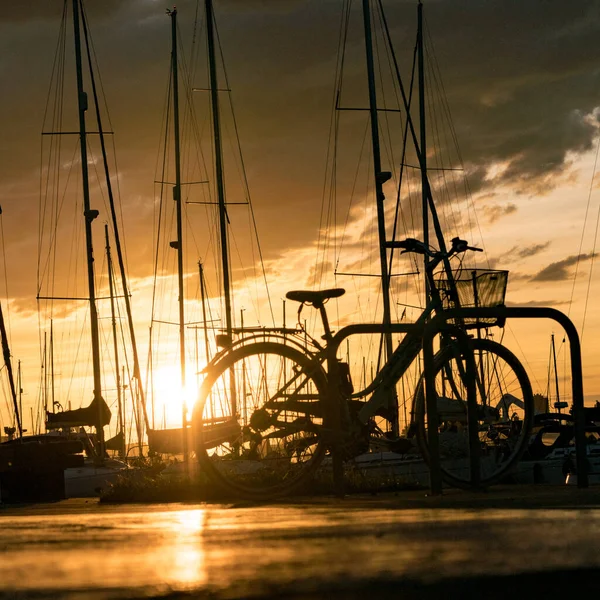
[[482, 202, 518, 224], [506, 299, 570, 308], [517, 242, 551, 259], [530, 253, 597, 282], [0, 1, 126, 23], [394, 0, 600, 193]]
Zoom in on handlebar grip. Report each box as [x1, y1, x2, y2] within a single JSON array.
[[386, 238, 425, 254]]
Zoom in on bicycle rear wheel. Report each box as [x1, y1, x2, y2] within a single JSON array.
[[193, 341, 328, 499], [414, 338, 534, 488]]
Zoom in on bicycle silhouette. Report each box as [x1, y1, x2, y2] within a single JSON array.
[[193, 237, 534, 499]]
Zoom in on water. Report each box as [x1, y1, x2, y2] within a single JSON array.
[[1, 499, 599, 598]]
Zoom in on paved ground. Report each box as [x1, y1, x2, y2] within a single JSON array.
[[1, 485, 600, 599]]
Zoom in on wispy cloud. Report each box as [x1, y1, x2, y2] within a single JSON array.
[[530, 253, 597, 282], [482, 202, 518, 224], [506, 299, 570, 308]]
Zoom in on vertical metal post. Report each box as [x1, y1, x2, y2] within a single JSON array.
[[169, 8, 188, 464], [206, 0, 233, 344], [417, 2, 429, 289], [0, 308, 22, 437], [105, 225, 125, 459], [73, 0, 104, 459], [206, 0, 237, 423], [198, 262, 211, 365], [362, 0, 397, 435]]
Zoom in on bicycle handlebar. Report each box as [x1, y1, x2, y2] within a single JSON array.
[[388, 237, 482, 260]]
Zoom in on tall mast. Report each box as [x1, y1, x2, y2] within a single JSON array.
[[80, 7, 150, 436], [18, 360, 23, 435], [50, 320, 55, 418], [105, 225, 125, 458], [551, 333, 561, 410], [417, 1, 429, 291], [206, 0, 233, 343], [0, 302, 21, 437], [198, 261, 211, 365], [42, 331, 47, 416], [72, 0, 104, 455], [362, 0, 396, 434], [168, 8, 188, 463], [362, 0, 393, 360]]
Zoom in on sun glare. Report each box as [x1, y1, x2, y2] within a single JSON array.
[[151, 365, 199, 429]]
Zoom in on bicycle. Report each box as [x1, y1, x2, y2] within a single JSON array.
[[192, 237, 534, 499]]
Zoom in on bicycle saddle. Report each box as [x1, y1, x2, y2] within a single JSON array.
[[286, 288, 345, 305]]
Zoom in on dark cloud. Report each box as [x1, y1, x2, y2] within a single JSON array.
[[531, 253, 597, 282], [517, 242, 551, 259], [0, 0, 126, 23]]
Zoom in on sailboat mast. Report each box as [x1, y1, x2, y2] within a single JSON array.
[[105, 225, 125, 458], [80, 7, 150, 435], [417, 2, 429, 287], [50, 320, 55, 419], [362, 0, 393, 362], [18, 360, 23, 435], [0, 302, 21, 437], [198, 261, 211, 365], [362, 0, 398, 435], [169, 8, 189, 463], [551, 333, 561, 408], [72, 0, 104, 453], [206, 0, 233, 342]]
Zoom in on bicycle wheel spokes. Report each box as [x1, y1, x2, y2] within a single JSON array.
[[417, 338, 533, 488], [194, 342, 328, 499]]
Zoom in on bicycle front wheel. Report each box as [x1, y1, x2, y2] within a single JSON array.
[[193, 341, 328, 499], [414, 338, 534, 488]]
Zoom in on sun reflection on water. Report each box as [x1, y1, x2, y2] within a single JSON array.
[[163, 509, 208, 587]]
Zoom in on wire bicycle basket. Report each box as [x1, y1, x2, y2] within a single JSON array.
[[437, 269, 509, 327]]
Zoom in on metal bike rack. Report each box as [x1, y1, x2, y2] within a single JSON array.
[[423, 307, 588, 494], [326, 306, 587, 497]]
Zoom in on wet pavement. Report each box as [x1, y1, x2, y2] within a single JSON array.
[[1, 486, 600, 599]]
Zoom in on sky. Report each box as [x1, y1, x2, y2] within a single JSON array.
[[1, 0, 600, 437]]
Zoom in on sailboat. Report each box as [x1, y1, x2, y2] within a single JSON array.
[[148, 1, 268, 463], [34, 0, 140, 495]]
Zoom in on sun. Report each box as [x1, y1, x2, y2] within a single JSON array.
[[151, 365, 199, 429]]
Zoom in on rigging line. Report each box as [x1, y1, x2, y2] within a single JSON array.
[[424, 19, 488, 265], [39, 7, 68, 322], [315, 0, 351, 289], [81, 1, 131, 273], [81, 8, 148, 425], [322, 1, 352, 294], [38, 0, 68, 286], [568, 130, 600, 324], [38, 143, 81, 299], [580, 137, 600, 344], [214, 23, 275, 327], [151, 67, 173, 325], [0, 217, 11, 349], [545, 339, 552, 400], [426, 40, 467, 243], [389, 31, 418, 293], [377, 2, 423, 301], [426, 54, 461, 239]]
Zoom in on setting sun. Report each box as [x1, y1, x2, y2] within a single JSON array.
[[150, 365, 199, 430]]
